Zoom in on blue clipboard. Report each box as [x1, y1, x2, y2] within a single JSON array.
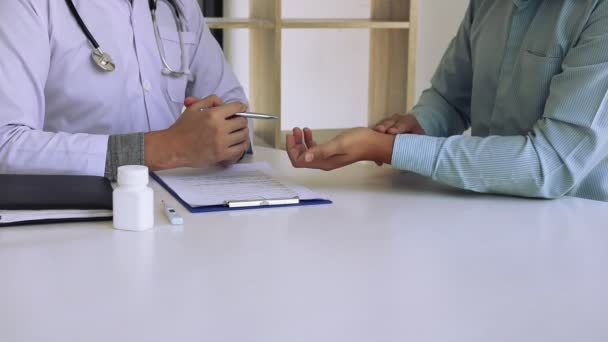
[[151, 172, 332, 213]]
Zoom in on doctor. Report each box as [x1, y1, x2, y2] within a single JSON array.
[[0, 0, 251, 180]]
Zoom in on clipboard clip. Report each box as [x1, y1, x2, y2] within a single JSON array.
[[225, 197, 300, 208]]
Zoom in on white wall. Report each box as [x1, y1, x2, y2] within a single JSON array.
[[220, 0, 469, 129], [221, 0, 250, 99], [282, 0, 370, 130]]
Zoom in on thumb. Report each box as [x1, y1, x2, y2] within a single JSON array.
[[305, 141, 341, 162], [184, 96, 200, 107]]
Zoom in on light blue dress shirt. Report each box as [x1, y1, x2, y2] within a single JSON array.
[[0, 0, 247, 176], [393, 0, 608, 201]]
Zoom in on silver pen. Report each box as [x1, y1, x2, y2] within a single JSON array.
[[234, 112, 278, 120]]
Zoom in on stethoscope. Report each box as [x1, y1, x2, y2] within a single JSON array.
[[64, 0, 190, 76]]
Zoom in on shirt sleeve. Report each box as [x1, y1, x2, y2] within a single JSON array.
[[392, 3, 608, 199], [185, 3, 247, 105], [0, 1, 109, 176], [104, 133, 145, 181], [412, 3, 473, 137]]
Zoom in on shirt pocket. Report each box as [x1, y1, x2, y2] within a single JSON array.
[[157, 27, 197, 105], [512, 50, 563, 129]]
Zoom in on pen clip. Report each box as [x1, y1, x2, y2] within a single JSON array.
[[225, 197, 300, 208]]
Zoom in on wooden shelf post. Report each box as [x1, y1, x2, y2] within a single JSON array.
[[250, 0, 282, 147], [368, 0, 418, 127]]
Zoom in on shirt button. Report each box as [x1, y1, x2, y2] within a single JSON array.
[[143, 80, 152, 92]]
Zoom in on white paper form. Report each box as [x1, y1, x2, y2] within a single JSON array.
[[154, 163, 327, 207]]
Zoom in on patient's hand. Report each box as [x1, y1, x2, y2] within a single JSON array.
[[374, 113, 425, 135], [286, 127, 395, 171]]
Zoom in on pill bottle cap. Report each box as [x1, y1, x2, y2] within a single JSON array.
[[117, 165, 149, 186]]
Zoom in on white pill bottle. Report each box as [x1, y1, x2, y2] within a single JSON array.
[[113, 165, 154, 231]]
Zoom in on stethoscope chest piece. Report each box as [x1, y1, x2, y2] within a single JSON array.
[[67, 0, 186, 75], [92, 48, 116, 72]]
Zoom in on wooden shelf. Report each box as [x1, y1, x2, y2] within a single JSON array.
[[206, 18, 274, 29], [281, 19, 410, 29], [207, 18, 410, 30]]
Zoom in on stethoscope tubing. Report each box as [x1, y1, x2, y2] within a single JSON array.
[[64, 0, 187, 76], [66, 0, 182, 49], [65, 0, 100, 49], [149, 0, 181, 18]]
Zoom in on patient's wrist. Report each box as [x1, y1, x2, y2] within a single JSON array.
[[368, 132, 395, 164]]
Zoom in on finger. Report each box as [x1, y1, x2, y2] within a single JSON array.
[[202, 95, 224, 108], [184, 96, 200, 107], [185, 95, 224, 109], [378, 113, 405, 131], [287, 135, 309, 168], [223, 140, 249, 162], [374, 119, 396, 133], [292, 127, 304, 146], [287, 132, 306, 153], [243, 138, 251, 152], [226, 128, 250, 147], [225, 116, 249, 133], [286, 134, 307, 165], [218, 160, 234, 168], [388, 119, 414, 134], [304, 140, 341, 163], [286, 133, 296, 150], [303, 127, 316, 148]]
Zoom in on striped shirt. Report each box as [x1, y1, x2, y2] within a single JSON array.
[[392, 0, 608, 201]]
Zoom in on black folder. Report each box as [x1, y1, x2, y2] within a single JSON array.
[[0, 175, 113, 227]]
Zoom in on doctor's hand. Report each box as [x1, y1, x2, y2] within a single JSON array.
[[286, 127, 395, 171], [374, 114, 425, 135], [144, 95, 249, 170], [183, 95, 251, 167]]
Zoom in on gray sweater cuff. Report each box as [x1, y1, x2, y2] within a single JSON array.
[[104, 133, 145, 181]]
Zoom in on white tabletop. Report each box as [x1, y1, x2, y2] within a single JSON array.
[[1, 147, 607, 342]]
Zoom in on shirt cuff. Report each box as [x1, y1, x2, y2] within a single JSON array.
[[391, 134, 443, 177], [104, 133, 145, 181]]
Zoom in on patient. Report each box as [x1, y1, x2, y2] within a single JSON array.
[[286, 0, 608, 202]]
